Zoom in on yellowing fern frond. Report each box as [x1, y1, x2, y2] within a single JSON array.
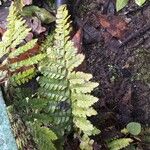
[[0, 2, 45, 85], [29, 4, 100, 149]]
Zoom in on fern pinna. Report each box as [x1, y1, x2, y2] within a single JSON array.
[[29, 5, 100, 149], [0, 3, 45, 85], [108, 138, 133, 150]]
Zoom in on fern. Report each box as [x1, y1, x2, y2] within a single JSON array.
[[10, 4, 99, 149], [12, 87, 58, 150], [30, 122, 57, 150], [7, 105, 35, 150], [29, 4, 100, 149], [108, 138, 133, 150], [0, 2, 45, 85]]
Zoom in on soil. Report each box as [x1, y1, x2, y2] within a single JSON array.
[[67, 0, 150, 149]]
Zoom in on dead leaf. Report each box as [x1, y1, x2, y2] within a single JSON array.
[[98, 14, 127, 39], [25, 32, 33, 42], [72, 28, 83, 53], [72, 28, 86, 72]]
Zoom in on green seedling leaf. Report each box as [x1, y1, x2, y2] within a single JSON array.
[[135, 0, 146, 6], [121, 128, 129, 134], [116, 0, 129, 11], [21, 6, 55, 24], [127, 122, 142, 136]]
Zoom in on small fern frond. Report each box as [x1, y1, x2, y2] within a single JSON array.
[[13, 88, 57, 149], [0, 2, 45, 85], [108, 138, 133, 150], [31, 123, 57, 150], [2, 5, 29, 51]]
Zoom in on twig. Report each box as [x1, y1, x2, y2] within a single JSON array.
[[119, 22, 150, 47]]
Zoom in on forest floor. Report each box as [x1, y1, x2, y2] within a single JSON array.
[[66, 0, 150, 149], [0, 0, 150, 150]]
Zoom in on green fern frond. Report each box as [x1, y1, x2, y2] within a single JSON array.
[[0, 2, 45, 85], [10, 67, 36, 85], [31, 123, 57, 150], [29, 4, 99, 149], [13, 88, 57, 149], [55, 5, 100, 139], [10, 54, 45, 71], [108, 138, 133, 150]]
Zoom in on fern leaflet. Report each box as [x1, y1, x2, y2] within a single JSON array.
[[108, 138, 133, 150]]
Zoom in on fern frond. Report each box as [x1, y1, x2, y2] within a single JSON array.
[[7, 106, 35, 150], [29, 4, 99, 149], [13, 88, 57, 149], [0, 3, 45, 85], [108, 138, 133, 150], [31, 123, 57, 150], [10, 67, 36, 85]]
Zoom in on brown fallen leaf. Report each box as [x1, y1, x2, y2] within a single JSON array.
[[72, 28, 83, 53], [98, 14, 127, 39], [72, 28, 87, 72]]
